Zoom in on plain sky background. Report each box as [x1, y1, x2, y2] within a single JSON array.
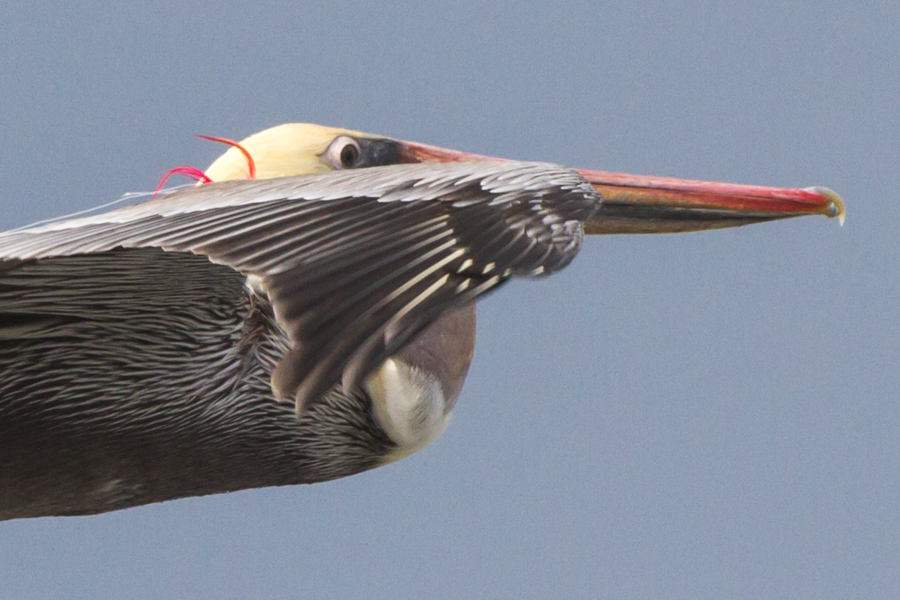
[[1, 1, 898, 598]]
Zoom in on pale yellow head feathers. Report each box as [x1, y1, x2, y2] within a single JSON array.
[[204, 123, 374, 182]]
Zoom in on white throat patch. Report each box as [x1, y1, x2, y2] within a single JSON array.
[[365, 357, 451, 463]]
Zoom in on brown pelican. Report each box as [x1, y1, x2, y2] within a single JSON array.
[[0, 123, 844, 520]]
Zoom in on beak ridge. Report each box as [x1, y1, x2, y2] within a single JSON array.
[[394, 140, 845, 234], [577, 169, 845, 235]]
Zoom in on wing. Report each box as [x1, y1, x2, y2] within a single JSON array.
[[0, 160, 599, 413]]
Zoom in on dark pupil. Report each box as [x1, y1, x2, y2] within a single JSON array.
[[340, 143, 360, 167]]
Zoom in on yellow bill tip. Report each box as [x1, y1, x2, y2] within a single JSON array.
[[804, 186, 845, 226]]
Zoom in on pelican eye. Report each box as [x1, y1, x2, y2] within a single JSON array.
[[323, 135, 363, 169], [340, 142, 360, 167]]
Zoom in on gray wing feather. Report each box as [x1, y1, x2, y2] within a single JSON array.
[[0, 161, 598, 413]]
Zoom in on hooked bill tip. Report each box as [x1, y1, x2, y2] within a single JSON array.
[[805, 186, 846, 226]]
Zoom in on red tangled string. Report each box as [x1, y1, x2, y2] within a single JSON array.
[[152, 134, 257, 198]]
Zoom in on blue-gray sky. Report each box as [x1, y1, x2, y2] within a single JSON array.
[[1, 2, 897, 598]]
